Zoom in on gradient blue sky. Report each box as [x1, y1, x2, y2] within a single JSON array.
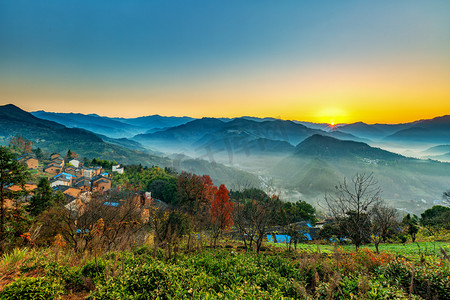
[[1, 1, 449, 123]]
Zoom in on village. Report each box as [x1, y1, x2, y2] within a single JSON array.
[[12, 151, 127, 213]]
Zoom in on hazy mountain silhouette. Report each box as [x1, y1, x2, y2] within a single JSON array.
[[1, 104, 168, 166], [423, 144, 450, 155], [294, 134, 403, 160], [385, 115, 450, 143], [134, 117, 361, 155], [272, 134, 450, 214], [337, 121, 417, 139], [1, 105, 261, 187], [32, 110, 142, 138], [113, 115, 195, 130], [31, 110, 195, 138]]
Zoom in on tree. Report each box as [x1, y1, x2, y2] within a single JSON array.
[[210, 184, 234, 246], [0, 146, 29, 253], [420, 205, 450, 233], [324, 173, 381, 250], [157, 210, 190, 260], [402, 214, 419, 243], [65, 149, 78, 161], [8, 135, 33, 155], [277, 200, 317, 225], [318, 221, 345, 243], [28, 177, 54, 216], [370, 203, 398, 253], [147, 178, 178, 205], [32, 147, 45, 160], [275, 200, 317, 251], [232, 188, 277, 253], [176, 172, 214, 229]]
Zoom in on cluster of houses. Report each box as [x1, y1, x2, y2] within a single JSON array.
[[16, 153, 127, 205], [12, 152, 160, 240]]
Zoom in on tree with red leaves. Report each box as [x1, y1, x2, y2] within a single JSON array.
[[176, 172, 214, 217], [177, 172, 215, 249], [8, 135, 33, 155], [210, 184, 234, 247]]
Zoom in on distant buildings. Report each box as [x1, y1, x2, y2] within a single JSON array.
[[69, 159, 80, 168], [18, 156, 39, 169], [42, 152, 112, 195], [112, 164, 124, 174]]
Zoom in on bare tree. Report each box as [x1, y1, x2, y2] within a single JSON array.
[[371, 203, 398, 253], [232, 189, 277, 253], [76, 190, 149, 252], [324, 173, 382, 250]]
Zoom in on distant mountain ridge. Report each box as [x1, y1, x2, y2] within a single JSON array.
[[133, 117, 361, 156], [385, 115, 450, 143], [294, 134, 404, 160], [1, 104, 166, 166], [30, 109, 450, 147], [31, 110, 195, 139], [2, 104, 450, 214], [1, 104, 259, 188], [272, 134, 450, 214]]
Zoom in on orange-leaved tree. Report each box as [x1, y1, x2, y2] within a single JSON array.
[[210, 184, 234, 247], [177, 172, 215, 249]]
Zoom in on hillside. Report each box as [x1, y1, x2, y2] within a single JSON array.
[[272, 135, 450, 214], [133, 117, 361, 159], [294, 134, 404, 161], [112, 115, 195, 131], [31, 111, 196, 139], [1, 105, 260, 188], [338, 121, 416, 140], [385, 115, 450, 144], [0, 105, 169, 167], [31, 111, 144, 138]]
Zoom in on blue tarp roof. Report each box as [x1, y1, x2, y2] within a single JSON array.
[[267, 232, 313, 243], [53, 172, 75, 179], [104, 202, 120, 207]]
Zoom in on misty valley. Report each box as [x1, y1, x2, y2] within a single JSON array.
[[24, 106, 450, 215]]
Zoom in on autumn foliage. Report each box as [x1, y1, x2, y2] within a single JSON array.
[[210, 184, 234, 246], [211, 184, 234, 231], [8, 135, 33, 155]]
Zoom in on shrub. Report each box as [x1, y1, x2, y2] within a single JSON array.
[[81, 259, 106, 281], [0, 277, 63, 300]]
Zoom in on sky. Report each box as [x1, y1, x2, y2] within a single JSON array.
[[1, 0, 449, 124]]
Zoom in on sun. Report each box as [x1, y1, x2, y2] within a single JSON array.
[[330, 121, 335, 126]]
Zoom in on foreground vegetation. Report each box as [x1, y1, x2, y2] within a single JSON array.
[[1, 241, 449, 299], [1, 142, 450, 299]]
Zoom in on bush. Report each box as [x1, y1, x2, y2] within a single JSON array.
[[383, 257, 450, 299], [0, 277, 63, 300], [81, 259, 106, 281]]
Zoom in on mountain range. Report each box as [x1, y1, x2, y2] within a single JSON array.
[[2, 104, 450, 214], [272, 134, 450, 214], [2, 104, 258, 188]]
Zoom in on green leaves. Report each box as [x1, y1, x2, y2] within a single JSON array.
[[0, 277, 63, 300]]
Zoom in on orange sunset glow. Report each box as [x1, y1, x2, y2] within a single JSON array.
[[0, 1, 449, 123]]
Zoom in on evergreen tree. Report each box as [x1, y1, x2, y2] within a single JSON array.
[[0, 146, 29, 253], [54, 191, 65, 205], [32, 147, 44, 160], [28, 177, 54, 216], [402, 214, 419, 243]]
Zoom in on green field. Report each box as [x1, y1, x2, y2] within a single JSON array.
[[271, 241, 450, 257]]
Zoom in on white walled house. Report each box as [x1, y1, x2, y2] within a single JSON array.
[[69, 159, 80, 168], [112, 164, 124, 174]]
